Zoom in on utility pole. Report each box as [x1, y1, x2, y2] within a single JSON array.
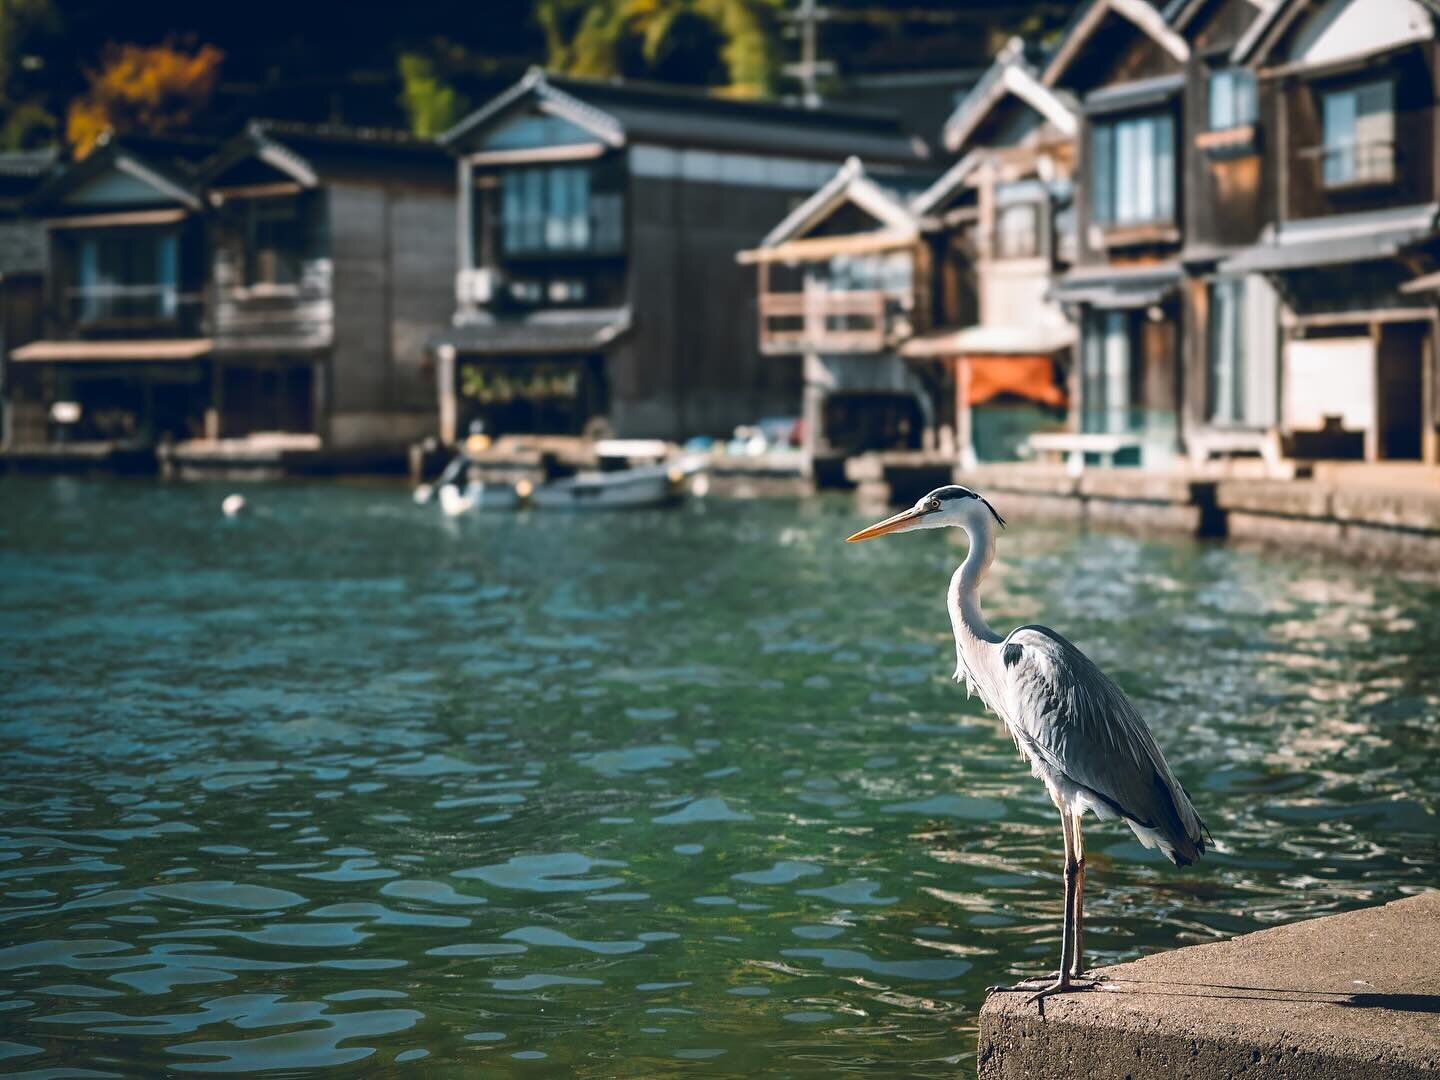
[[781, 0, 835, 108]]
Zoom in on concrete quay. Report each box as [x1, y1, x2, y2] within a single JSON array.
[[978, 891, 1440, 1080], [850, 455, 1440, 567]]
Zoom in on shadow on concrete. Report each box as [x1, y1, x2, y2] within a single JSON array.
[[1096, 980, 1440, 1013]]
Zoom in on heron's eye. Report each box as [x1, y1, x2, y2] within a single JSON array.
[[929, 499, 940, 511]]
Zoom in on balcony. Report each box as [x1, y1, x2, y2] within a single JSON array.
[[63, 283, 205, 337], [1309, 139, 1396, 191], [758, 289, 894, 355]]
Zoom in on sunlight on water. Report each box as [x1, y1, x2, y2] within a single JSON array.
[[1, 477, 1437, 1075]]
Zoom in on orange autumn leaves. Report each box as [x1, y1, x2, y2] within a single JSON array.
[[67, 43, 223, 159]]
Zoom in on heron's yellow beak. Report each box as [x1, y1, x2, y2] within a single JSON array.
[[846, 505, 928, 542]]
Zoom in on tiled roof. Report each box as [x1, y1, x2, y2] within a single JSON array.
[[446, 68, 929, 164]]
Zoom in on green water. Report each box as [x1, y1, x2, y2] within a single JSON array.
[[1, 477, 1437, 1076]]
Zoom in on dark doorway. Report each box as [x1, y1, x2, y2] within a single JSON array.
[[1376, 322, 1425, 461], [823, 391, 923, 453], [221, 364, 315, 435]]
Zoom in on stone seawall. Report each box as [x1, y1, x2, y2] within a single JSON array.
[[978, 891, 1440, 1080], [847, 459, 1440, 567]]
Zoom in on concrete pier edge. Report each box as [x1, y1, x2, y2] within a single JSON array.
[[977, 891, 1440, 1080]]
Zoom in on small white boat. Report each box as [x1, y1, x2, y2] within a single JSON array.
[[530, 461, 680, 510], [439, 481, 522, 516]]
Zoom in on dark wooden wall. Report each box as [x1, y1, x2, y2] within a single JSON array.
[[1269, 43, 1437, 223], [210, 191, 334, 354], [623, 171, 805, 439], [1182, 0, 1266, 251], [329, 179, 454, 447]]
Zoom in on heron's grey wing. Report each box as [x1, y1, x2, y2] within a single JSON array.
[[1000, 625, 1208, 865]]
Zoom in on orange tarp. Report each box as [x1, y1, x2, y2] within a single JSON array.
[[963, 356, 1067, 408]]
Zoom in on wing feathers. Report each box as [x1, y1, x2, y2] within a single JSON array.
[[1001, 625, 1208, 866]]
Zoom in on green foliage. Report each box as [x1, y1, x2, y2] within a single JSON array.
[[398, 48, 470, 139], [537, 0, 782, 97], [0, 0, 59, 148]]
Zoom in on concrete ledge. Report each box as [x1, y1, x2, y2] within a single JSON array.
[[978, 891, 1440, 1080]]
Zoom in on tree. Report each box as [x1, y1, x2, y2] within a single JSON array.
[[65, 42, 223, 158], [0, 0, 60, 148], [537, 0, 782, 98], [398, 46, 470, 138]]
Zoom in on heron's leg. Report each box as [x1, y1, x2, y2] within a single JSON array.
[[1071, 813, 1085, 979], [1024, 810, 1077, 1004]]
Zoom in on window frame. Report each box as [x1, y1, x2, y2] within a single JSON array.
[[498, 163, 624, 257], [1089, 109, 1176, 228], [1206, 67, 1257, 132], [243, 198, 305, 290], [993, 201, 1043, 260], [69, 227, 180, 326], [1320, 78, 1396, 189]]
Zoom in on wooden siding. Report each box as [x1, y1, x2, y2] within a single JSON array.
[[210, 193, 334, 354], [329, 181, 454, 447], [1267, 43, 1437, 223], [624, 172, 803, 439], [1181, 0, 1267, 252]]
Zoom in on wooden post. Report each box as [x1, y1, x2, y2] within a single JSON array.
[[1367, 321, 1380, 463], [206, 359, 222, 440], [1427, 315, 1439, 465], [955, 355, 976, 467], [436, 344, 457, 446]]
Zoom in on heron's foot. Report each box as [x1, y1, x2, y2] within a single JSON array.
[[1025, 975, 1100, 1005], [986, 970, 1064, 993]]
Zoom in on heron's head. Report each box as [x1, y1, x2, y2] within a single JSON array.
[[845, 485, 1005, 543]]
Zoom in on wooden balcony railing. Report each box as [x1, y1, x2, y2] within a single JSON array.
[[759, 289, 891, 355]]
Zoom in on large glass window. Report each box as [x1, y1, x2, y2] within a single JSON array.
[[1081, 310, 1135, 433], [1322, 80, 1394, 186], [1090, 112, 1175, 226], [500, 165, 621, 255], [73, 230, 178, 323], [1207, 278, 1245, 424], [1207, 68, 1256, 131]]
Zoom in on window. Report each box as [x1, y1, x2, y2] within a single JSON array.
[[500, 165, 622, 255], [246, 201, 303, 287], [73, 230, 178, 323], [1090, 112, 1175, 226], [994, 203, 1041, 259], [1207, 68, 1256, 131], [1322, 80, 1395, 187], [1207, 278, 1245, 424], [1081, 310, 1136, 433]]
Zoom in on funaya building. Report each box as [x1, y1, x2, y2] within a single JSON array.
[[428, 68, 929, 447]]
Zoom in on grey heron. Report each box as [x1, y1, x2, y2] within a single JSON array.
[[847, 485, 1209, 1001]]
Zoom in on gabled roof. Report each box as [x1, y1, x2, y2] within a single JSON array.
[[441, 67, 626, 150], [1231, 0, 1440, 64], [28, 133, 213, 212], [942, 38, 1078, 154], [755, 157, 920, 250], [909, 151, 983, 217], [0, 148, 59, 212], [199, 119, 448, 188], [1043, 0, 1190, 87], [443, 67, 928, 164]]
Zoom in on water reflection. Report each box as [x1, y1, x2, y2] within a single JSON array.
[[1, 478, 1437, 1075]]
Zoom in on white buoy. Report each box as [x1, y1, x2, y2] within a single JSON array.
[[222, 494, 246, 518]]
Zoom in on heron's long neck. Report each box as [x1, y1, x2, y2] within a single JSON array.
[[948, 519, 1000, 649]]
